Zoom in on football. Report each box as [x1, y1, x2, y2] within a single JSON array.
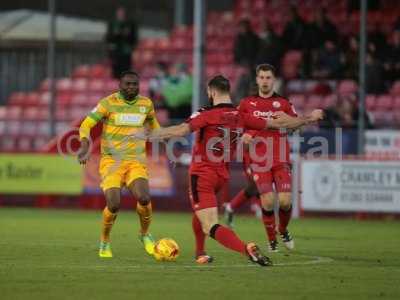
[[153, 238, 180, 261]]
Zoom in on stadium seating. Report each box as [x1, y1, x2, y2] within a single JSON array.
[[1, 0, 400, 152]]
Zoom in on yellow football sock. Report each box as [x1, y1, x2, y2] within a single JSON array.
[[136, 202, 152, 235], [101, 207, 117, 243]]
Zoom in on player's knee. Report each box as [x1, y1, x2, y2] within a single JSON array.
[[261, 193, 274, 210], [107, 202, 120, 213], [137, 193, 151, 206], [200, 221, 215, 236], [202, 225, 211, 236], [278, 193, 292, 210]]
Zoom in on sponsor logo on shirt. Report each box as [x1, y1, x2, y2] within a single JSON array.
[[115, 113, 146, 126], [253, 110, 274, 119]]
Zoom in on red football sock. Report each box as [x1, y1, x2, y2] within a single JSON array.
[[278, 206, 292, 234], [192, 214, 206, 257], [209, 224, 247, 255], [230, 189, 248, 210], [262, 209, 277, 242]]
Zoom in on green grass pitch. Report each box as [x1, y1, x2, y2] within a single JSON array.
[[0, 208, 399, 300]]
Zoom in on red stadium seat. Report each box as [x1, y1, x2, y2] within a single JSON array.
[[72, 65, 90, 78], [71, 94, 87, 105], [37, 122, 50, 136], [375, 95, 393, 111], [88, 79, 106, 93], [105, 79, 119, 93], [56, 93, 72, 106], [56, 121, 70, 135], [338, 80, 358, 95], [25, 92, 41, 106], [56, 109, 70, 122], [5, 106, 22, 120], [24, 107, 42, 121], [140, 38, 157, 50], [366, 95, 376, 111], [33, 136, 49, 150], [40, 92, 50, 105], [88, 93, 104, 104], [8, 92, 26, 106], [393, 96, 400, 109], [7, 121, 22, 135], [21, 121, 39, 137], [72, 78, 88, 92], [69, 106, 88, 120], [283, 51, 302, 65], [89, 64, 110, 78], [390, 81, 400, 95], [56, 78, 73, 92]]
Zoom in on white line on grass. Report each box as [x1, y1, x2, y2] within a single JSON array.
[[2, 255, 333, 270]]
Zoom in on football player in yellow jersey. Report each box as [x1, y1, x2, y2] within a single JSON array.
[[78, 70, 159, 258]]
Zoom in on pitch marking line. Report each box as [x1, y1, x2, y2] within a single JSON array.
[[3, 255, 333, 270]]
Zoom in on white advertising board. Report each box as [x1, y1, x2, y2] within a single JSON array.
[[302, 160, 400, 212]]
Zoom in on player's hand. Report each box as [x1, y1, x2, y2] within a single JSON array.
[[77, 138, 90, 165], [241, 133, 253, 144], [310, 109, 324, 122]]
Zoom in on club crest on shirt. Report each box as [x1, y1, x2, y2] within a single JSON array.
[[139, 106, 147, 114], [273, 101, 281, 108]]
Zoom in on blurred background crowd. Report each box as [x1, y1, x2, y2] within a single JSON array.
[[0, 0, 400, 153]]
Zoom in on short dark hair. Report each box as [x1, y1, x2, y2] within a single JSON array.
[[208, 75, 230, 93], [119, 70, 139, 80], [255, 64, 276, 76]]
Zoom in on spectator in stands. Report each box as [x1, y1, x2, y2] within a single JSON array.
[[149, 61, 169, 103], [395, 17, 400, 31], [366, 52, 385, 93], [282, 6, 307, 50], [161, 63, 192, 119], [106, 6, 138, 78], [256, 21, 284, 71], [342, 35, 359, 79], [233, 19, 260, 68], [233, 63, 253, 102], [320, 95, 373, 129], [368, 23, 387, 61], [312, 40, 342, 79], [308, 8, 338, 47], [383, 30, 400, 83]]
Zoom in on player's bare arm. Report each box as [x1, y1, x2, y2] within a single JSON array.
[[148, 123, 191, 140], [269, 109, 324, 130]]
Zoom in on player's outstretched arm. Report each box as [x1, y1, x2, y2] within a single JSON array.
[[148, 123, 191, 140], [268, 109, 324, 130]]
